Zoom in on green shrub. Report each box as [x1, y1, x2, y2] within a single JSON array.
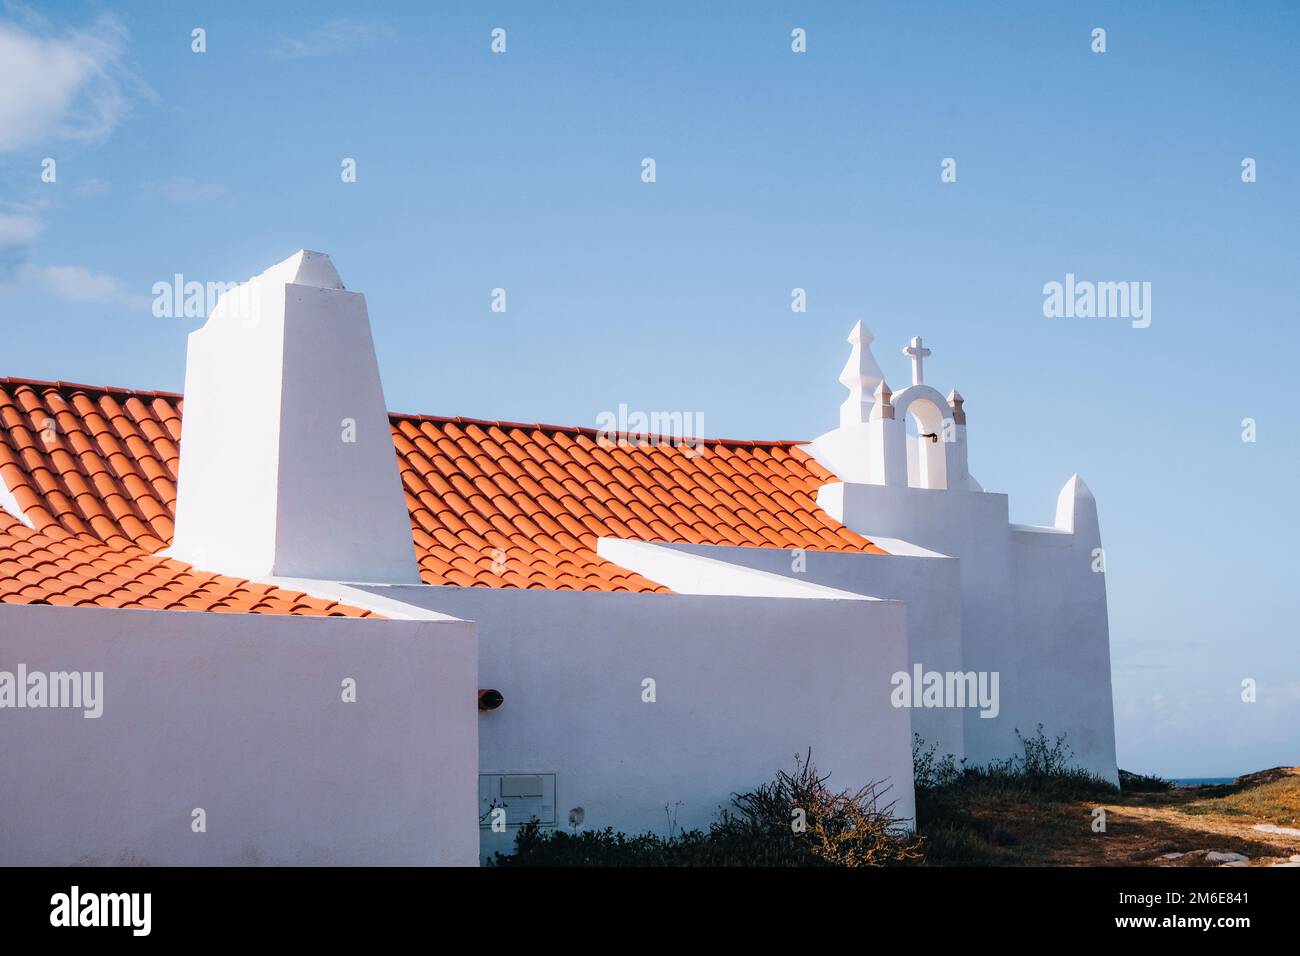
[[911, 727, 1118, 865], [499, 821, 710, 866], [914, 726, 1117, 806], [1118, 769, 1174, 792], [912, 735, 963, 791], [491, 751, 922, 867]]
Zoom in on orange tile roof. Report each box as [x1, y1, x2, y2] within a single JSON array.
[[393, 414, 883, 591], [0, 512, 367, 614], [0, 379, 373, 617], [0, 377, 883, 605]]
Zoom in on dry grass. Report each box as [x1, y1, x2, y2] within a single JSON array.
[[917, 765, 1300, 866], [1174, 767, 1300, 827]]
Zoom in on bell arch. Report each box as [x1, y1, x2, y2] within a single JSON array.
[[891, 384, 953, 490]]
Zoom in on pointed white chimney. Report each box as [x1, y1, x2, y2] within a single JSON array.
[[170, 250, 421, 583]]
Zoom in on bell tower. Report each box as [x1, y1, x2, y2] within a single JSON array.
[[807, 324, 975, 492]]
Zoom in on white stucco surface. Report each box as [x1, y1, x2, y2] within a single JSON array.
[[0, 604, 478, 866], [595, 537, 881, 600], [170, 250, 419, 584], [649, 540, 967, 762], [819, 478, 1118, 782], [348, 583, 916, 861]]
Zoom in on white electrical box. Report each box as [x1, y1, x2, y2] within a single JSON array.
[[479, 773, 557, 828]]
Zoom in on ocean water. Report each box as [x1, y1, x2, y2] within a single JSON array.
[[1171, 777, 1235, 787]]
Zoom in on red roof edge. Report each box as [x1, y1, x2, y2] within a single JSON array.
[[1, 376, 813, 448], [392, 412, 809, 449], [0, 377, 185, 401]]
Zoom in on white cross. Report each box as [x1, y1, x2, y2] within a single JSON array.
[[903, 336, 931, 385]]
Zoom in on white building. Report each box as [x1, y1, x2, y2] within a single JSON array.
[[0, 251, 1117, 866]]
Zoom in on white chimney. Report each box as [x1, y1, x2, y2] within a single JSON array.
[[170, 250, 421, 583]]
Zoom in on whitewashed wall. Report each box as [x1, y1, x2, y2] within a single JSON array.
[[820, 479, 1119, 783], [0, 604, 478, 866], [350, 583, 915, 862], [646, 540, 966, 761]]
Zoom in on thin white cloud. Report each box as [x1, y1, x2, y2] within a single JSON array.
[[15, 262, 144, 308], [143, 176, 229, 205], [269, 18, 397, 58], [0, 213, 41, 250], [74, 177, 111, 197], [0, 12, 146, 152]]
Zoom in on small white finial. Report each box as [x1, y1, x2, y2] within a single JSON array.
[[873, 379, 895, 420], [947, 388, 965, 424], [838, 322, 886, 426], [903, 335, 931, 385]]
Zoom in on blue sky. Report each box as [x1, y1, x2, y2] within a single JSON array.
[[1, 1, 1297, 776]]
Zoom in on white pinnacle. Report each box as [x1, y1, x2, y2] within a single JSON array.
[[257, 249, 344, 291], [838, 321, 886, 426]]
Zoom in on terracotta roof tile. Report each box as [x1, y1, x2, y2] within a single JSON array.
[[0, 378, 883, 603], [386, 414, 884, 592], [0, 380, 373, 618]]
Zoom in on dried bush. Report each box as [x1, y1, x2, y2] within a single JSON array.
[[491, 750, 921, 867], [706, 749, 922, 867]]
